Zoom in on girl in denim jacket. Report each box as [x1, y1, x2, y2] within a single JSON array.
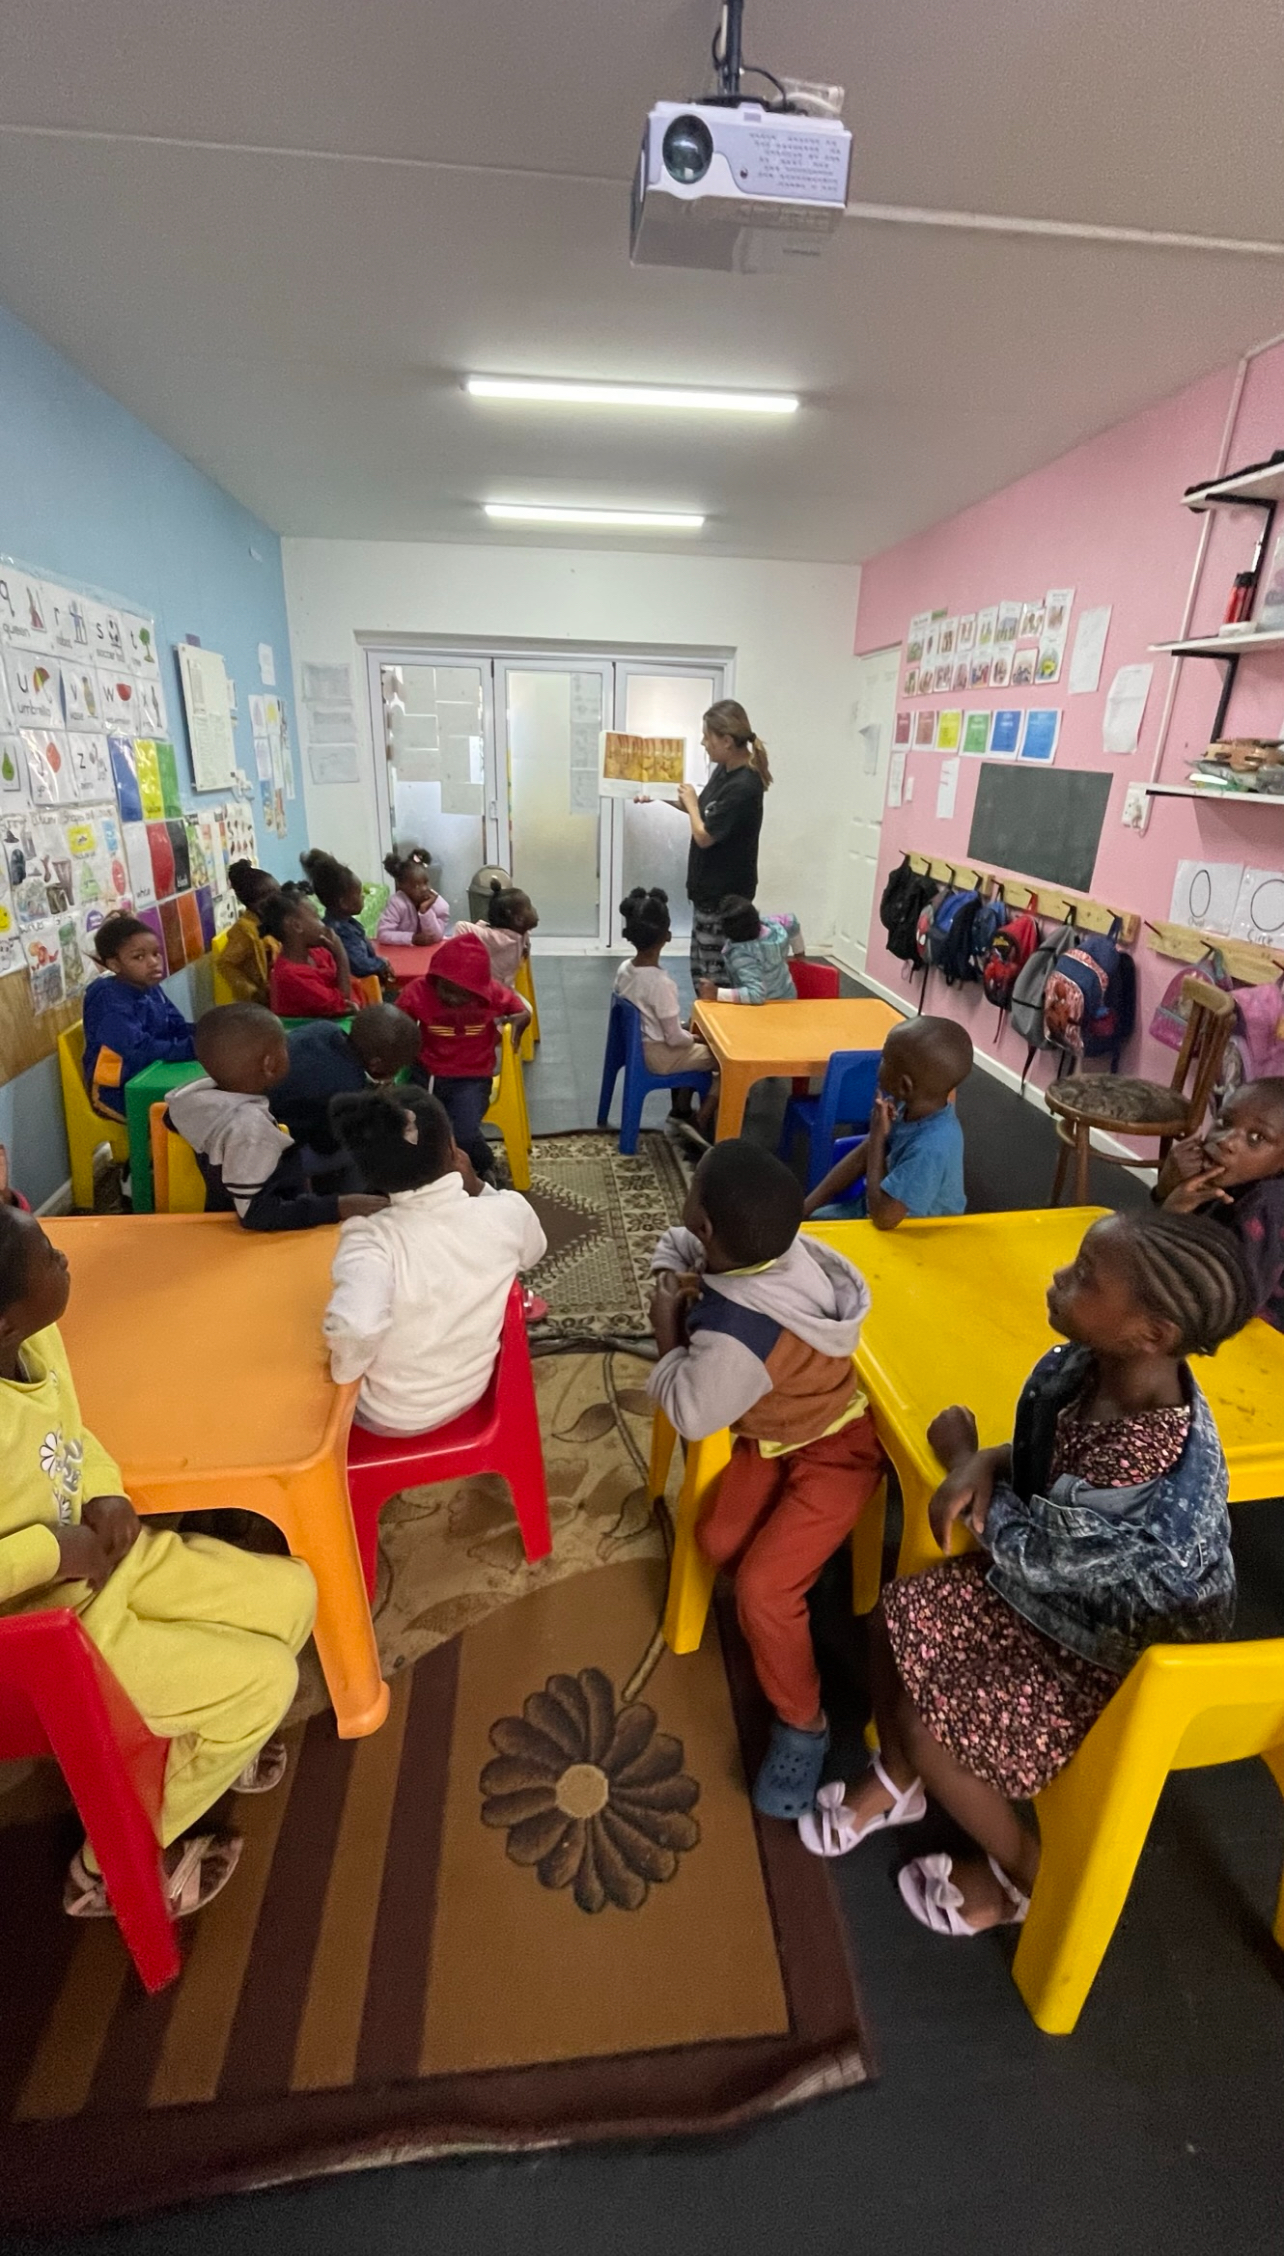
[[799, 1209, 1255, 1938]]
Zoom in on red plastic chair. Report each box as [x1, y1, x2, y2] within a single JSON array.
[[0, 1610, 179, 1992], [788, 957, 842, 1093], [345, 1282, 552, 1597]]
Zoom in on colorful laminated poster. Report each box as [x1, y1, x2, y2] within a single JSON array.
[[994, 601, 1022, 647], [178, 889, 204, 964], [24, 922, 66, 1016], [68, 732, 113, 802], [914, 709, 938, 750], [158, 896, 186, 972], [146, 820, 176, 898], [0, 858, 22, 977], [137, 905, 168, 972], [97, 671, 138, 732], [123, 821, 157, 908], [952, 656, 970, 692], [59, 660, 102, 731], [936, 709, 963, 752], [185, 818, 210, 892], [905, 611, 931, 666], [195, 884, 216, 951], [921, 615, 942, 674], [108, 734, 144, 824], [1010, 646, 1038, 687], [214, 888, 237, 935], [4, 652, 60, 727], [1019, 710, 1062, 764], [903, 667, 919, 697], [198, 810, 227, 893], [932, 657, 953, 693], [85, 602, 126, 674], [1036, 588, 1075, 683], [968, 647, 992, 689], [962, 711, 991, 755], [957, 614, 977, 652], [57, 914, 87, 999], [133, 737, 165, 820], [122, 613, 161, 678], [938, 617, 958, 658], [990, 648, 1012, 689], [65, 808, 128, 917], [45, 586, 93, 660], [0, 736, 25, 796], [893, 710, 913, 748], [136, 674, 168, 737], [989, 709, 1022, 759], [976, 606, 998, 651], [155, 738, 183, 819], [20, 730, 74, 806], [1018, 600, 1046, 641], [0, 572, 55, 653], [167, 817, 192, 892]]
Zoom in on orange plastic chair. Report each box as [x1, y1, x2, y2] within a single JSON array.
[[648, 1404, 886, 1653], [0, 1610, 179, 1992], [345, 1282, 552, 1596], [148, 1102, 207, 1214], [352, 973, 382, 1008]]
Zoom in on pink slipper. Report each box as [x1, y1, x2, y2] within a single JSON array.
[[898, 1852, 1030, 1936], [797, 1755, 926, 1857]]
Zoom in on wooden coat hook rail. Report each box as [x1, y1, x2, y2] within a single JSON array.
[[904, 854, 1141, 946], [1144, 920, 1284, 987]]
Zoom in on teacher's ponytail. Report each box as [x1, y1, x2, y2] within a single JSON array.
[[704, 698, 772, 789]]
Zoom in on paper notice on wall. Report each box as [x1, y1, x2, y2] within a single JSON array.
[[308, 744, 359, 786], [310, 704, 363, 749], [1102, 663, 1152, 754], [1231, 867, 1284, 948], [569, 673, 603, 727], [177, 643, 237, 789], [1068, 605, 1112, 694], [887, 750, 906, 809], [569, 768, 600, 816], [258, 643, 276, 687], [935, 756, 959, 820], [302, 662, 352, 705], [1170, 859, 1244, 933]]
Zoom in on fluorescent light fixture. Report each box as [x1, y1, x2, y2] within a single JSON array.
[[484, 502, 705, 530], [466, 375, 798, 415]]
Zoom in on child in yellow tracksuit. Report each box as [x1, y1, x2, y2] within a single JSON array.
[[0, 1206, 316, 1923]]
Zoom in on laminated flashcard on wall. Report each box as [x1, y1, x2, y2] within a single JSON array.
[[108, 734, 143, 824], [1018, 709, 1061, 763], [988, 709, 1022, 759], [936, 709, 963, 752], [962, 712, 990, 755], [5, 651, 59, 727], [893, 709, 912, 748], [177, 641, 237, 790], [994, 601, 1022, 647], [1018, 600, 1046, 642], [0, 736, 24, 795], [1231, 867, 1284, 948], [60, 660, 101, 731], [952, 654, 971, 692], [975, 606, 998, 653], [968, 643, 992, 689], [1036, 588, 1075, 683], [989, 648, 1012, 689], [133, 737, 165, 820], [904, 612, 931, 666], [85, 601, 127, 673], [938, 617, 959, 659], [932, 654, 954, 693], [1010, 646, 1038, 687], [122, 821, 156, 908], [154, 739, 183, 820], [957, 614, 977, 652], [121, 614, 160, 677], [913, 709, 938, 750], [68, 732, 113, 802], [97, 669, 139, 731], [45, 587, 93, 660], [21, 729, 75, 805], [0, 572, 55, 653], [24, 922, 66, 1015], [136, 674, 167, 736]]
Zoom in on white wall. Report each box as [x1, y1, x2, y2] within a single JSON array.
[[282, 539, 861, 946]]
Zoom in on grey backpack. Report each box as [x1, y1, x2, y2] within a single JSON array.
[[1010, 922, 1075, 1083]]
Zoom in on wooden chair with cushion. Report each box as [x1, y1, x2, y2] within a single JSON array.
[[1046, 977, 1236, 1205]]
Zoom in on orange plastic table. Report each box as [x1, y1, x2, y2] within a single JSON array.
[[383, 941, 439, 989], [46, 1215, 389, 1740], [692, 995, 904, 1139]]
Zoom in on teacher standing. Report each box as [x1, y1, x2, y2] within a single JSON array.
[[668, 699, 772, 990]]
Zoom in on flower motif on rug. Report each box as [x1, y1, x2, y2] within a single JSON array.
[[480, 1666, 700, 1912]]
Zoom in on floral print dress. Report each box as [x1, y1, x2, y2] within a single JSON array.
[[882, 1397, 1191, 1800]]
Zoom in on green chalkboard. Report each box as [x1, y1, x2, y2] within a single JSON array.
[[967, 765, 1111, 894]]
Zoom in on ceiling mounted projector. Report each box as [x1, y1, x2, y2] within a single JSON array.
[[629, 2, 851, 272]]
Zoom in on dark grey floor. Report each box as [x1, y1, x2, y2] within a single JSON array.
[[19, 959, 1284, 2256]]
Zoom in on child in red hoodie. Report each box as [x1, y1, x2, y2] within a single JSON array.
[[397, 932, 530, 1179]]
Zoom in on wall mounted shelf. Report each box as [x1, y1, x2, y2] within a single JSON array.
[[1143, 782, 1284, 805], [1184, 460, 1284, 513], [1150, 631, 1284, 657]]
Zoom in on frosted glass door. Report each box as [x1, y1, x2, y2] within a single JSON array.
[[498, 664, 611, 941], [379, 661, 489, 916], [616, 670, 722, 940]]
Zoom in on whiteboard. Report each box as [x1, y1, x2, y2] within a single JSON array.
[[177, 643, 236, 789]]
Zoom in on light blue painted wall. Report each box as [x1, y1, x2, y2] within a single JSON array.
[[0, 302, 306, 1206]]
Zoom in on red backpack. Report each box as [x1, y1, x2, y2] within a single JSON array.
[[981, 911, 1040, 1020]]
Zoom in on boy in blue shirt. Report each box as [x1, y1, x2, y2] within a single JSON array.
[[803, 1016, 971, 1228], [81, 915, 195, 1121]]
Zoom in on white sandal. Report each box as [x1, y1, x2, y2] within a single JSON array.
[[63, 1832, 243, 1923], [898, 1851, 1030, 1936], [233, 1735, 288, 1795], [797, 1754, 927, 1858]]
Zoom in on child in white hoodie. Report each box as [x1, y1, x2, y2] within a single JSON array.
[[649, 1141, 883, 1821], [324, 1084, 546, 1435]]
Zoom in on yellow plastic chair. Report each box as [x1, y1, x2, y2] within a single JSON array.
[[352, 972, 383, 1008], [209, 928, 238, 1007], [514, 955, 540, 1064], [57, 1022, 130, 1211], [484, 1022, 533, 1191], [648, 1401, 886, 1654], [1017, 1636, 1284, 2033], [148, 1103, 207, 1214]]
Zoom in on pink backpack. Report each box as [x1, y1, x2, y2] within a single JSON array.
[[1223, 982, 1284, 1091], [1148, 960, 1234, 1051]]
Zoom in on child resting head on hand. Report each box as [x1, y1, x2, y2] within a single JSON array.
[[1158, 1076, 1284, 1331]]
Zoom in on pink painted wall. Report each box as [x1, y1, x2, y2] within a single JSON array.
[[856, 341, 1284, 1108]]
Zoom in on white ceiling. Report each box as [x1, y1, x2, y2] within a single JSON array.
[[2, 0, 1284, 563]]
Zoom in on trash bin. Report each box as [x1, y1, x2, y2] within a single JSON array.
[[468, 864, 511, 922]]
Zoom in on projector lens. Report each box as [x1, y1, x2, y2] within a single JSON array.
[[662, 115, 714, 184]]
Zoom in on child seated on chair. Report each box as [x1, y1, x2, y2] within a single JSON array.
[[614, 887, 718, 1146], [167, 1005, 388, 1230], [452, 878, 540, 986], [0, 1203, 317, 1926], [261, 888, 355, 1021], [647, 1140, 884, 1820], [803, 1015, 972, 1227], [1157, 1077, 1284, 1331], [397, 932, 530, 1183], [325, 1084, 546, 1434], [299, 848, 393, 990], [81, 915, 195, 1121], [695, 894, 804, 1006], [220, 862, 281, 1005], [375, 850, 450, 948], [798, 1210, 1252, 1943], [270, 1005, 420, 1159]]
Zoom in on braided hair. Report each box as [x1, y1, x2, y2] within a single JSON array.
[[329, 1084, 454, 1193], [227, 860, 279, 913], [619, 887, 671, 950], [1111, 1207, 1255, 1356], [486, 877, 534, 931], [299, 847, 359, 916]]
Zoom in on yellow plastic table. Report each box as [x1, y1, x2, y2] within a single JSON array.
[[692, 995, 904, 1140], [46, 1214, 388, 1740], [805, 1206, 1284, 1577]]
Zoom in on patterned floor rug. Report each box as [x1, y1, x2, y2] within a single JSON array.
[[0, 1560, 871, 2228], [513, 1127, 692, 1340]]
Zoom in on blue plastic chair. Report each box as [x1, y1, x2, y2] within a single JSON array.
[[779, 1049, 881, 1192], [805, 1138, 867, 1215], [597, 994, 713, 1156]]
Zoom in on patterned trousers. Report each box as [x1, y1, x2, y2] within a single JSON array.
[[689, 907, 727, 988]]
